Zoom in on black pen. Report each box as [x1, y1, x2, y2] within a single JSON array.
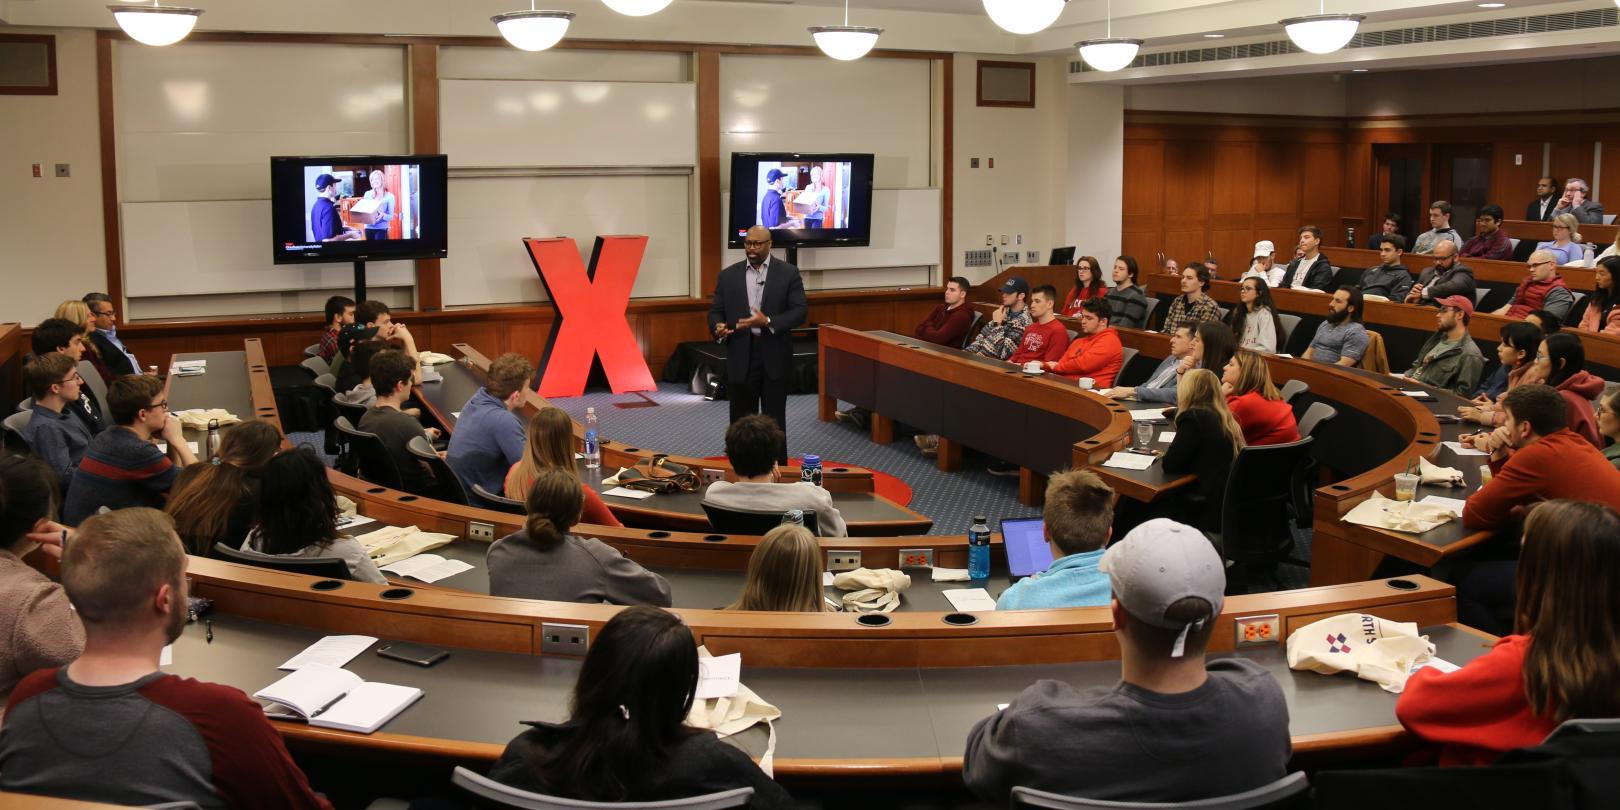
[[310, 691, 349, 718], [205, 620, 213, 644]]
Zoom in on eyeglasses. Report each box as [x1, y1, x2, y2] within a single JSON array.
[[1528, 260, 1554, 269], [58, 372, 82, 386], [148, 400, 169, 412]]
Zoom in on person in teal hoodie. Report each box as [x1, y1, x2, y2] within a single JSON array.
[[997, 469, 1115, 610]]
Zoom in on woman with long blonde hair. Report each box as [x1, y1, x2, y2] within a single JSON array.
[[1160, 369, 1244, 533], [504, 406, 621, 527], [1220, 351, 1298, 446], [725, 525, 829, 613], [54, 299, 113, 385]]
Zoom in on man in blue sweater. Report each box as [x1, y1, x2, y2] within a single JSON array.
[[996, 469, 1115, 610], [447, 352, 534, 502]]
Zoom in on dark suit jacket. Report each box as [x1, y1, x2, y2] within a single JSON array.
[[87, 331, 137, 378], [707, 256, 809, 382], [1525, 196, 1557, 222]]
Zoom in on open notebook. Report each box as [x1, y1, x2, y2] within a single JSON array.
[[254, 663, 421, 734]]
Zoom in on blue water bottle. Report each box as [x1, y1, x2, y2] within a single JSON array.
[[968, 515, 991, 581], [584, 429, 601, 470], [801, 454, 823, 487]]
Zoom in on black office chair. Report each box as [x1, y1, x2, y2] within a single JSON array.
[[332, 398, 370, 432], [408, 436, 470, 506], [212, 543, 353, 581], [961, 310, 984, 349], [1140, 297, 1162, 331], [303, 343, 321, 358], [1012, 772, 1308, 809], [451, 766, 754, 809], [1276, 313, 1302, 349], [3, 410, 32, 452], [300, 355, 329, 378], [1292, 403, 1337, 523], [332, 416, 406, 491], [701, 502, 820, 536], [1118, 347, 1139, 379], [1209, 437, 1315, 593], [1296, 401, 1337, 438], [1278, 379, 1309, 408], [473, 483, 526, 515]]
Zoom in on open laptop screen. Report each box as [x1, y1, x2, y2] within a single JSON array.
[[1000, 517, 1054, 578]]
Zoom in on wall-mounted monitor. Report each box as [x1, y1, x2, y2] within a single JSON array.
[[270, 155, 448, 264], [726, 152, 875, 249]]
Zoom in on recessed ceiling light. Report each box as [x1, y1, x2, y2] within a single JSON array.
[[1204, 33, 1225, 38], [1477, 2, 1505, 8]]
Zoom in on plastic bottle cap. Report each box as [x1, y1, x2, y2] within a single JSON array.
[[974, 515, 987, 522], [804, 455, 820, 465]]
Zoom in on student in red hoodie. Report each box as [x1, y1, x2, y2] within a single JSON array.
[[1044, 298, 1122, 387], [1461, 385, 1620, 532], [1007, 285, 1071, 368], [1220, 350, 1299, 446], [1398, 500, 1620, 766]]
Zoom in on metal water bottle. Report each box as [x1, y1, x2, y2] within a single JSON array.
[[205, 419, 221, 460], [968, 515, 991, 581], [800, 454, 823, 487]]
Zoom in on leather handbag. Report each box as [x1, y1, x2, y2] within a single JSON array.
[[616, 454, 701, 494]]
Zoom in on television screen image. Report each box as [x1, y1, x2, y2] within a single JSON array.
[[270, 155, 448, 264], [727, 152, 874, 249]]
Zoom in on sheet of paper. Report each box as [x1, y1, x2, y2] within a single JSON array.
[[450, 411, 461, 419], [155, 441, 199, 454], [1102, 451, 1157, 471], [161, 645, 173, 666], [336, 514, 377, 532], [1275, 353, 1293, 359], [996, 703, 1010, 711], [1130, 409, 1169, 422], [602, 486, 655, 500], [379, 554, 474, 584], [1419, 495, 1468, 514], [931, 567, 970, 582], [277, 635, 377, 671], [695, 653, 742, 700], [1156, 431, 1176, 443], [942, 588, 998, 612], [821, 571, 835, 587], [1400, 390, 1433, 398], [1441, 441, 1487, 456], [1410, 657, 1460, 675]]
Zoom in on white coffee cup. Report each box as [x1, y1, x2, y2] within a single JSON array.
[[1078, 377, 1095, 390], [1023, 361, 1042, 373]]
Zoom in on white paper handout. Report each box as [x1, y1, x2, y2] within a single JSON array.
[[931, 567, 970, 582], [1102, 451, 1157, 471], [277, 635, 377, 671], [379, 554, 474, 584], [942, 588, 998, 612], [1130, 409, 1170, 422], [1418, 495, 1468, 514], [696, 653, 742, 700], [1157, 432, 1176, 442], [1441, 441, 1488, 456], [602, 486, 655, 500]]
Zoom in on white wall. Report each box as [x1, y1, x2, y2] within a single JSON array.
[[1124, 74, 1347, 118], [0, 27, 105, 326], [1345, 56, 1620, 118], [1065, 83, 1124, 272]]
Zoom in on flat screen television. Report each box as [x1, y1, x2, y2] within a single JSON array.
[[727, 152, 874, 249], [270, 155, 448, 264]]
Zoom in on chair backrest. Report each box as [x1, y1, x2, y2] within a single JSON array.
[[1276, 313, 1301, 348], [1545, 717, 1620, 743], [3, 410, 32, 444], [303, 343, 321, 358], [408, 435, 471, 505], [77, 360, 109, 408], [1297, 401, 1338, 438], [312, 373, 338, 397], [212, 542, 354, 581], [1219, 437, 1315, 564], [1278, 378, 1308, 405], [1118, 346, 1139, 377], [1474, 287, 1490, 306], [962, 310, 985, 349], [1011, 772, 1308, 810], [1141, 297, 1162, 330], [301, 355, 330, 377], [333, 415, 405, 490], [451, 767, 755, 810], [474, 482, 527, 514], [16, 397, 31, 412], [1066, 328, 1079, 343], [1216, 305, 1231, 322], [701, 501, 820, 536], [1331, 265, 1364, 290], [332, 398, 370, 431]]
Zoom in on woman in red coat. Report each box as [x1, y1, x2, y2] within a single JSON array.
[[1220, 350, 1299, 446]]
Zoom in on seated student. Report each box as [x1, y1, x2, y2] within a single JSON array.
[[61, 375, 197, 525], [1301, 286, 1369, 367], [1412, 200, 1464, 255], [1104, 256, 1149, 329], [51, 301, 114, 386], [447, 352, 534, 500], [1599, 388, 1620, 472], [1462, 385, 1620, 532], [30, 317, 105, 435], [332, 338, 387, 408], [1221, 351, 1299, 446], [242, 449, 386, 584], [1533, 213, 1585, 267], [963, 277, 1031, 361], [913, 275, 975, 347], [1278, 225, 1335, 293], [506, 407, 620, 527], [487, 606, 792, 806], [358, 349, 440, 495], [726, 524, 829, 612], [1468, 333, 1604, 455], [1401, 295, 1485, 397], [1006, 285, 1071, 368], [1398, 500, 1620, 765], [1107, 324, 1192, 402], [1467, 321, 1541, 404], [165, 420, 281, 557], [22, 353, 93, 492], [317, 295, 354, 363], [964, 518, 1290, 805], [1160, 263, 1223, 335], [1571, 256, 1620, 335], [339, 299, 420, 371], [81, 292, 142, 378], [1043, 298, 1122, 386], [1524, 308, 1562, 334], [1227, 276, 1284, 354], [996, 470, 1115, 610], [1460, 204, 1514, 260], [488, 468, 669, 605], [1403, 241, 1476, 306], [1359, 234, 1415, 300], [1496, 250, 1576, 321], [1242, 240, 1283, 288], [0, 457, 84, 708], [1060, 256, 1107, 317], [1112, 321, 1236, 406], [703, 415, 848, 537], [1160, 370, 1246, 534], [0, 508, 331, 809]]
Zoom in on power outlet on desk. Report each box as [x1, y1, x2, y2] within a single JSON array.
[[828, 550, 862, 572], [541, 622, 590, 656], [1235, 614, 1281, 647], [898, 548, 935, 569], [467, 521, 495, 542]]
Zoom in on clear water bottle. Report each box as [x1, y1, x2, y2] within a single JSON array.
[[1346, 227, 1356, 249], [968, 515, 991, 581], [206, 418, 221, 461], [800, 454, 823, 487], [584, 429, 601, 470], [585, 407, 599, 443], [781, 509, 804, 526]]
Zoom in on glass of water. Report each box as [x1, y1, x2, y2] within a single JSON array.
[[1135, 422, 1155, 450]]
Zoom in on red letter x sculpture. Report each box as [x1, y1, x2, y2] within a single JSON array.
[[525, 235, 657, 397]]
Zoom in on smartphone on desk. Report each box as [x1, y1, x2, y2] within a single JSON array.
[[377, 642, 449, 667]]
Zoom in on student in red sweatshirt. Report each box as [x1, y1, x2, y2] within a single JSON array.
[[1397, 500, 1620, 766], [912, 276, 976, 348], [1462, 385, 1620, 532], [1044, 298, 1122, 387], [1220, 350, 1300, 446], [1008, 285, 1071, 368]]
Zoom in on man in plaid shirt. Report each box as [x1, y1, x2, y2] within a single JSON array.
[[317, 295, 355, 362], [965, 277, 1032, 360]]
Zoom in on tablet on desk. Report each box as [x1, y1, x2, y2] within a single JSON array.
[[1001, 517, 1054, 578]]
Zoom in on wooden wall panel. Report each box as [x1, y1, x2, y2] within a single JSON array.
[[1256, 143, 1301, 216], [1210, 143, 1256, 216], [1301, 143, 1343, 229], [1122, 142, 1165, 217], [1163, 141, 1211, 222], [1491, 140, 1545, 219]]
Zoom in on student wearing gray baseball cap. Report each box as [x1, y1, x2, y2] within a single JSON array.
[[963, 519, 1291, 805]]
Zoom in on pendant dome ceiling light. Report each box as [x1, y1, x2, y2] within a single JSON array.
[[982, 0, 1068, 36], [492, 2, 576, 51], [601, 0, 674, 16], [1074, 0, 1141, 73], [109, 1, 204, 47], [809, 0, 882, 61], [1280, 0, 1365, 55]]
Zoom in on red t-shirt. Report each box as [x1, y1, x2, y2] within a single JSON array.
[[1061, 286, 1105, 318], [1396, 635, 1557, 766], [1225, 392, 1300, 446], [1008, 319, 1071, 366]]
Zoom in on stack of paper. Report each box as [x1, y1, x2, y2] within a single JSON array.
[[1101, 451, 1157, 471], [942, 588, 998, 612], [277, 635, 377, 671], [169, 359, 207, 377], [1130, 409, 1170, 422], [379, 554, 474, 584]]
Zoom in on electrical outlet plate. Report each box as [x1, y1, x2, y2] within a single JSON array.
[[1235, 614, 1281, 646], [897, 548, 935, 569], [467, 520, 495, 542], [541, 622, 589, 655], [827, 550, 861, 572]]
